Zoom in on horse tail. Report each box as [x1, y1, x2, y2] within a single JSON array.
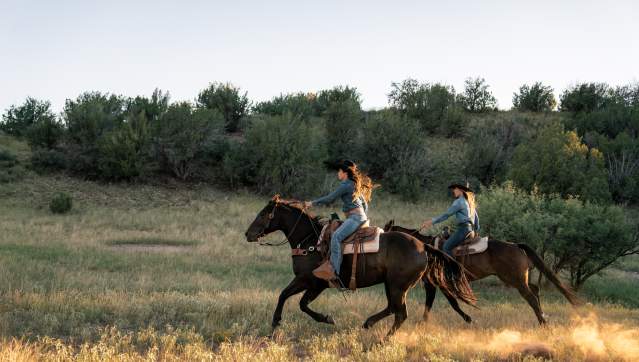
[[423, 244, 477, 306], [517, 243, 581, 306]]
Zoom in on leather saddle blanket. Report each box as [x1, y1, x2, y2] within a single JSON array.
[[317, 220, 383, 255], [435, 232, 489, 256]]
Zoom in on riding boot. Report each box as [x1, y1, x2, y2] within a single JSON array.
[[313, 261, 339, 283]]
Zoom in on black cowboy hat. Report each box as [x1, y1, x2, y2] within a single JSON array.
[[448, 181, 473, 193], [323, 159, 356, 171]]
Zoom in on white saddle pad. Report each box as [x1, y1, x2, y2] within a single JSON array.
[[343, 227, 383, 254]]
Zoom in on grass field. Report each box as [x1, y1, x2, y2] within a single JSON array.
[[1, 144, 638, 360]]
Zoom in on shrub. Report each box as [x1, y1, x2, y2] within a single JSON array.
[[97, 112, 150, 180], [356, 111, 430, 200], [512, 82, 557, 112], [26, 116, 65, 149], [324, 99, 362, 160], [559, 82, 611, 113], [458, 77, 497, 113], [222, 114, 327, 197], [196, 82, 250, 132], [1, 98, 56, 137], [508, 123, 611, 203], [30, 149, 67, 173], [315, 86, 361, 115], [0, 148, 25, 183], [388, 79, 465, 135], [479, 184, 638, 289], [151, 102, 225, 180], [49, 192, 73, 214], [253, 92, 318, 119]]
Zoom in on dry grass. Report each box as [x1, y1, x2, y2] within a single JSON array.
[[0, 174, 638, 361]]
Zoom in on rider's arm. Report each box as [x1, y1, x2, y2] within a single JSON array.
[[431, 198, 462, 225], [312, 182, 348, 206], [474, 212, 480, 231]]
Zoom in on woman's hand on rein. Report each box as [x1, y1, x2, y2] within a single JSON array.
[[303, 201, 312, 209], [421, 219, 433, 230]]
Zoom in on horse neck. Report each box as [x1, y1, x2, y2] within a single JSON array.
[[280, 208, 320, 248]]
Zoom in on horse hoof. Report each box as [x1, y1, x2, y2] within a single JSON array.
[[464, 316, 473, 324], [362, 321, 371, 329], [324, 315, 335, 325]]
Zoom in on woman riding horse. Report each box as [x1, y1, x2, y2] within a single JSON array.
[[303, 160, 377, 285], [421, 182, 480, 256]]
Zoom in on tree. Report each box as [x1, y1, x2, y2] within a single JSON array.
[[512, 82, 557, 112], [196, 82, 250, 132], [151, 102, 225, 180], [458, 77, 497, 113], [559, 82, 611, 113], [388, 79, 464, 135], [253, 92, 318, 119], [315, 86, 361, 115], [1, 98, 57, 137], [508, 123, 611, 203]]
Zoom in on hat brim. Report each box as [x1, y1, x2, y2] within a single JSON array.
[[448, 183, 473, 193]]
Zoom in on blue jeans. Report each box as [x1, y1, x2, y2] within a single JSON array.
[[443, 224, 473, 256], [331, 213, 367, 275]]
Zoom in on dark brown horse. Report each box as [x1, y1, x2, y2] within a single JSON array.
[[384, 220, 580, 325], [245, 196, 477, 337]]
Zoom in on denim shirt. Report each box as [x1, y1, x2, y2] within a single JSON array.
[[431, 196, 480, 231], [312, 179, 368, 213]]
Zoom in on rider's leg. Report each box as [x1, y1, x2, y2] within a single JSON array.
[[443, 224, 472, 256], [330, 214, 366, 275]]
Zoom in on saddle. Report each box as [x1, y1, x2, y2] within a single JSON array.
[[434, 226, 488, 256], [317, 219, 383, 290]]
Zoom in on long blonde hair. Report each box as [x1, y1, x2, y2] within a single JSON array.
[[345, 164, 379, 203], [462, 191, 477, 219]]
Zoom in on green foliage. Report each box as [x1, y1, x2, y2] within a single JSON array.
[[559, 82, 611, 113], [126, 89, 170, 122], [458, 77, 497, 113], [1, 98, 56, 137], [0, 148, 25, 183], [512, 82, 557, 112], [49, 192, 73, 214], [356, 112, 429, 200], [315, 86, 361, 115], [30, 149, 67, 174], [151, 102, 226, 180], [509, 123, 611, 203], [253, 92, 318, 119], [222, 114, 327, 197], [97, 112, 150, 180], [388, 79, 465, 135], [25, 116, 65, 150], [196, 82, 250, 132], [479, 184, 638, 288]]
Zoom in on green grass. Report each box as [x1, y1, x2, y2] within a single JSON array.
[[0, 158, 638, 359]]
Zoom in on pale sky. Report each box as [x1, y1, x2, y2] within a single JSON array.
[[1, 0, 638, 114]]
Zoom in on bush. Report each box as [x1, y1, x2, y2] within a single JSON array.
[[388, 79, 465, 135], [26, 116, 65, 149], [512, 82, 557, 112], [1, 98, 56, 137], [30, 149, 67, 173], [0, 148, 25, 183], [508, 123, 611, 203], [324, 99, 362, 160], [151, 102, 226, 180], [458, 77, 497, 113], [222, 114, 327, 197], [559, 82, 611, 113], [196, 83, 250, 132], [97, 112, 150, 180], [479, 184, 638, 289], [253, 92, 318, 119], [49, 192, 73, 214], [356, 111, 430, 200]]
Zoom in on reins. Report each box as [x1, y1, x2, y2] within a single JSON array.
[[258, 201, 321, 249]]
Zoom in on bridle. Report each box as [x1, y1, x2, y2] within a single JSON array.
[[257, 200, 321, 250]]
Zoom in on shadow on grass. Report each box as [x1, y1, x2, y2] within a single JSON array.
[[104, 238, 201, 247]]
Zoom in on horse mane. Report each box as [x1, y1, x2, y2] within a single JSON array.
[[271, 194, 325, 225]]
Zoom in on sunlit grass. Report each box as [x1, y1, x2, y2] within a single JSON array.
[[0, 174, 637, 360]]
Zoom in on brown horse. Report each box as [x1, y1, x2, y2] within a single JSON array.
[[245, 196, 477, 337], [384, 220, 580, 325]]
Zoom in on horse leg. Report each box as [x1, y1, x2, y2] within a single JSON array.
[[516, 284, 547, 325], [386, 287, 408, 337], [422, 280, 436, 323], [529, 283, 541, 303], [363, 282, 392, 329], [272, 277, 307, 329], [299, 286, 334, 325], [442, 289, 473, 323]]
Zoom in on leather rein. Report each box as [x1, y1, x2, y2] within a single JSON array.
[[257, 201, 322, 256]]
